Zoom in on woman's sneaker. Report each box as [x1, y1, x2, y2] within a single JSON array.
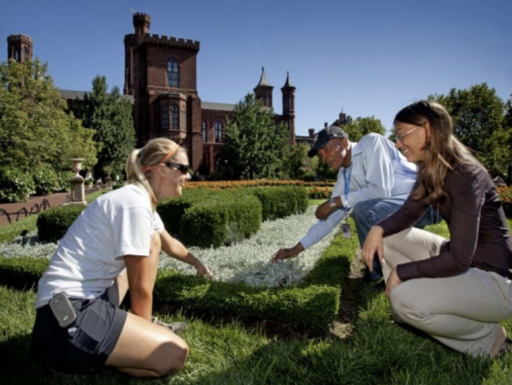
[[152, 317, 188, 335]]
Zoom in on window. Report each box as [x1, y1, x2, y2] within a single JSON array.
[[180, 108, 186, 131], [162, 107, 169, 129], [167, 58, 179, 87], [202, 121, 207, 142], [284, 95, 289, 109], [215, 121, 223, 143], [14, 49, 20, 61], [171, 106, 179, 129], [23, 47, 28, 62]]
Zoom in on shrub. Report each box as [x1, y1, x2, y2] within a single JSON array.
[[0, 256, 49, 291], [0, 167, 35, 203], [497, 186, 512, 218], [0, 219, 359, 334], [37, 205, 85, 243], [154, 272, 339, 334], [32, 165, 60, 195], [243, 187, 308, 221], [55, 170, 74, 192], [179, 194, 261, 248]]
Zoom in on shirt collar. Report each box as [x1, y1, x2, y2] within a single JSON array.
[[351, 141, 362, 156]]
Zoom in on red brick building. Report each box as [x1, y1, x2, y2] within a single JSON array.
[[6, 13, 296, 174], [123, 13, 296, 173]]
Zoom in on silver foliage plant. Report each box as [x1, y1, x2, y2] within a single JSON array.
[[0, 207, 335, 288]]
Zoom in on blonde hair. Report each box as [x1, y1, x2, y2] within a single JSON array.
[[125, 138, 186, 210], [394, 100, 478, 204]]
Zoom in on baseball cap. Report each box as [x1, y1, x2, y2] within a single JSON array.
[[307, 125, 349, 157]]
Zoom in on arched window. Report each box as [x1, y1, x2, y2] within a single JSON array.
[[202, 121, 207, 142], [214, 121, 223, 143], [171, 106, 179, 129], [14, 49, 20, 61], [161, 107, 169, 129], [283, 95, 289, 109], [167, 58, 179, 87], [23, 47, 28, 62]]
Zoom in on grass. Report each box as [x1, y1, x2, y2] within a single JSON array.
[[0, 189, 108, 243], [2, 202, 512, 384], [2, 282, 512, 384]]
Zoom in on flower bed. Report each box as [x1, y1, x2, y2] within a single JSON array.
[[0, 205, 359, 333], [187, 179, 335, 190], [1, 207, 335, 289], [497, 185, 512, 218]]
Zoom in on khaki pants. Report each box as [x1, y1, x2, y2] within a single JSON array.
[[383, 228, 512, 357]]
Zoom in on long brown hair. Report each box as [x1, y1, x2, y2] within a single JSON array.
[[394, 100, 477, 204], [125, 138, 186, 210]]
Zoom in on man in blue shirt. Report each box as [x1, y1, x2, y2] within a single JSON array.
[[271, 125, 438, 281]]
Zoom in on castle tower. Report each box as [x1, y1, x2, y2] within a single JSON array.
[[124, 13, 152, 96], [281, 71, 296, 144], [133, 12, 151, 35], [253, 67, 273, 108], [123, 12, 202, 169], [7, 34, 33, 63]]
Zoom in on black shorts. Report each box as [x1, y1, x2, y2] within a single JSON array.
[[31, 286, 127, 374]]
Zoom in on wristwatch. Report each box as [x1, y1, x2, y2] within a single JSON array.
[[328, 198, 337, 210]]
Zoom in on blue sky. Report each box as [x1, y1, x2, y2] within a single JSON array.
[[1, 0, 511, 136]]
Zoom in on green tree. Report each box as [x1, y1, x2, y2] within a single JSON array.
[[504, 94, 512, 185], [71, 76, 136, 177], [429, 84, 510, 176], [281, 143, 318, 179], [342, 116, 386, 142], [0, 58, 97, 171], [221, 93, 289, 180]]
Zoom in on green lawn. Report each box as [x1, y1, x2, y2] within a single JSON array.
[[2, 203, 512, 384], [0, 190, 108, 243]]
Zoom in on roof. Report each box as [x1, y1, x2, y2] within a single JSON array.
[[202, 101, 236, 111], [58, 89, 135, 104], [255, 66, 272, 87], [282, 71, 294, 88]]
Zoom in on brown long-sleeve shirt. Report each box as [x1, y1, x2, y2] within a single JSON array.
[[378, 162, 512, 282]]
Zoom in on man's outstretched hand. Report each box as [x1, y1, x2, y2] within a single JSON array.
[[271, 243, 304, 262]]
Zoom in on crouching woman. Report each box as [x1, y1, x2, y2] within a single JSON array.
[[31, 138, 213, 377], [362, 101, 512, 358]]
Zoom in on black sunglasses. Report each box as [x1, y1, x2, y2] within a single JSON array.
[[164, 162, 191, 175]]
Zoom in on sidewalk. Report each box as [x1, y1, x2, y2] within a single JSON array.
[[0, 192, 71, 228]]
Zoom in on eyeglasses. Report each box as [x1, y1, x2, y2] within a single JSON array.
[[163, 162, 191, 175], [394, 123, 426, 142]]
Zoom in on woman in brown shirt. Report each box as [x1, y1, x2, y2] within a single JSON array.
[[362, 100, 512, 358]]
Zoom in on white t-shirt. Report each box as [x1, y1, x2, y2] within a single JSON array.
[[35, 184, 164, 308]]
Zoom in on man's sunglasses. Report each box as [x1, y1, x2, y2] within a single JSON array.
[[164, 162, 191, 175]]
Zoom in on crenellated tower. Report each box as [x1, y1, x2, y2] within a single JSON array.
[[123, 12, 202, 169], [281, 71, 296, 144], [253, 67, 273, 108], [7, 34, 33, 63], [133, 12, 151, 35]]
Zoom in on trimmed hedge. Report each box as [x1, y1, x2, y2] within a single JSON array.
[[242, 187, 308, 221], [0, 219, 358, 334], [179, 194, 262, 248], [154, 219, 359, 334], [0, 256, 48, 291], [37, 205, 85, 243]]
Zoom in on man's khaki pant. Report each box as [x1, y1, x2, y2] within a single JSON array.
[[383, 228, 512, 357]]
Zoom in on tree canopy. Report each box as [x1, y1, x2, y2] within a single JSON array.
[[221, 93, 289, 179], [71, 75, 136, 177], [342, 116, 386, 142], [0, 59, 97, 171], [429, 83, 511, 176]]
